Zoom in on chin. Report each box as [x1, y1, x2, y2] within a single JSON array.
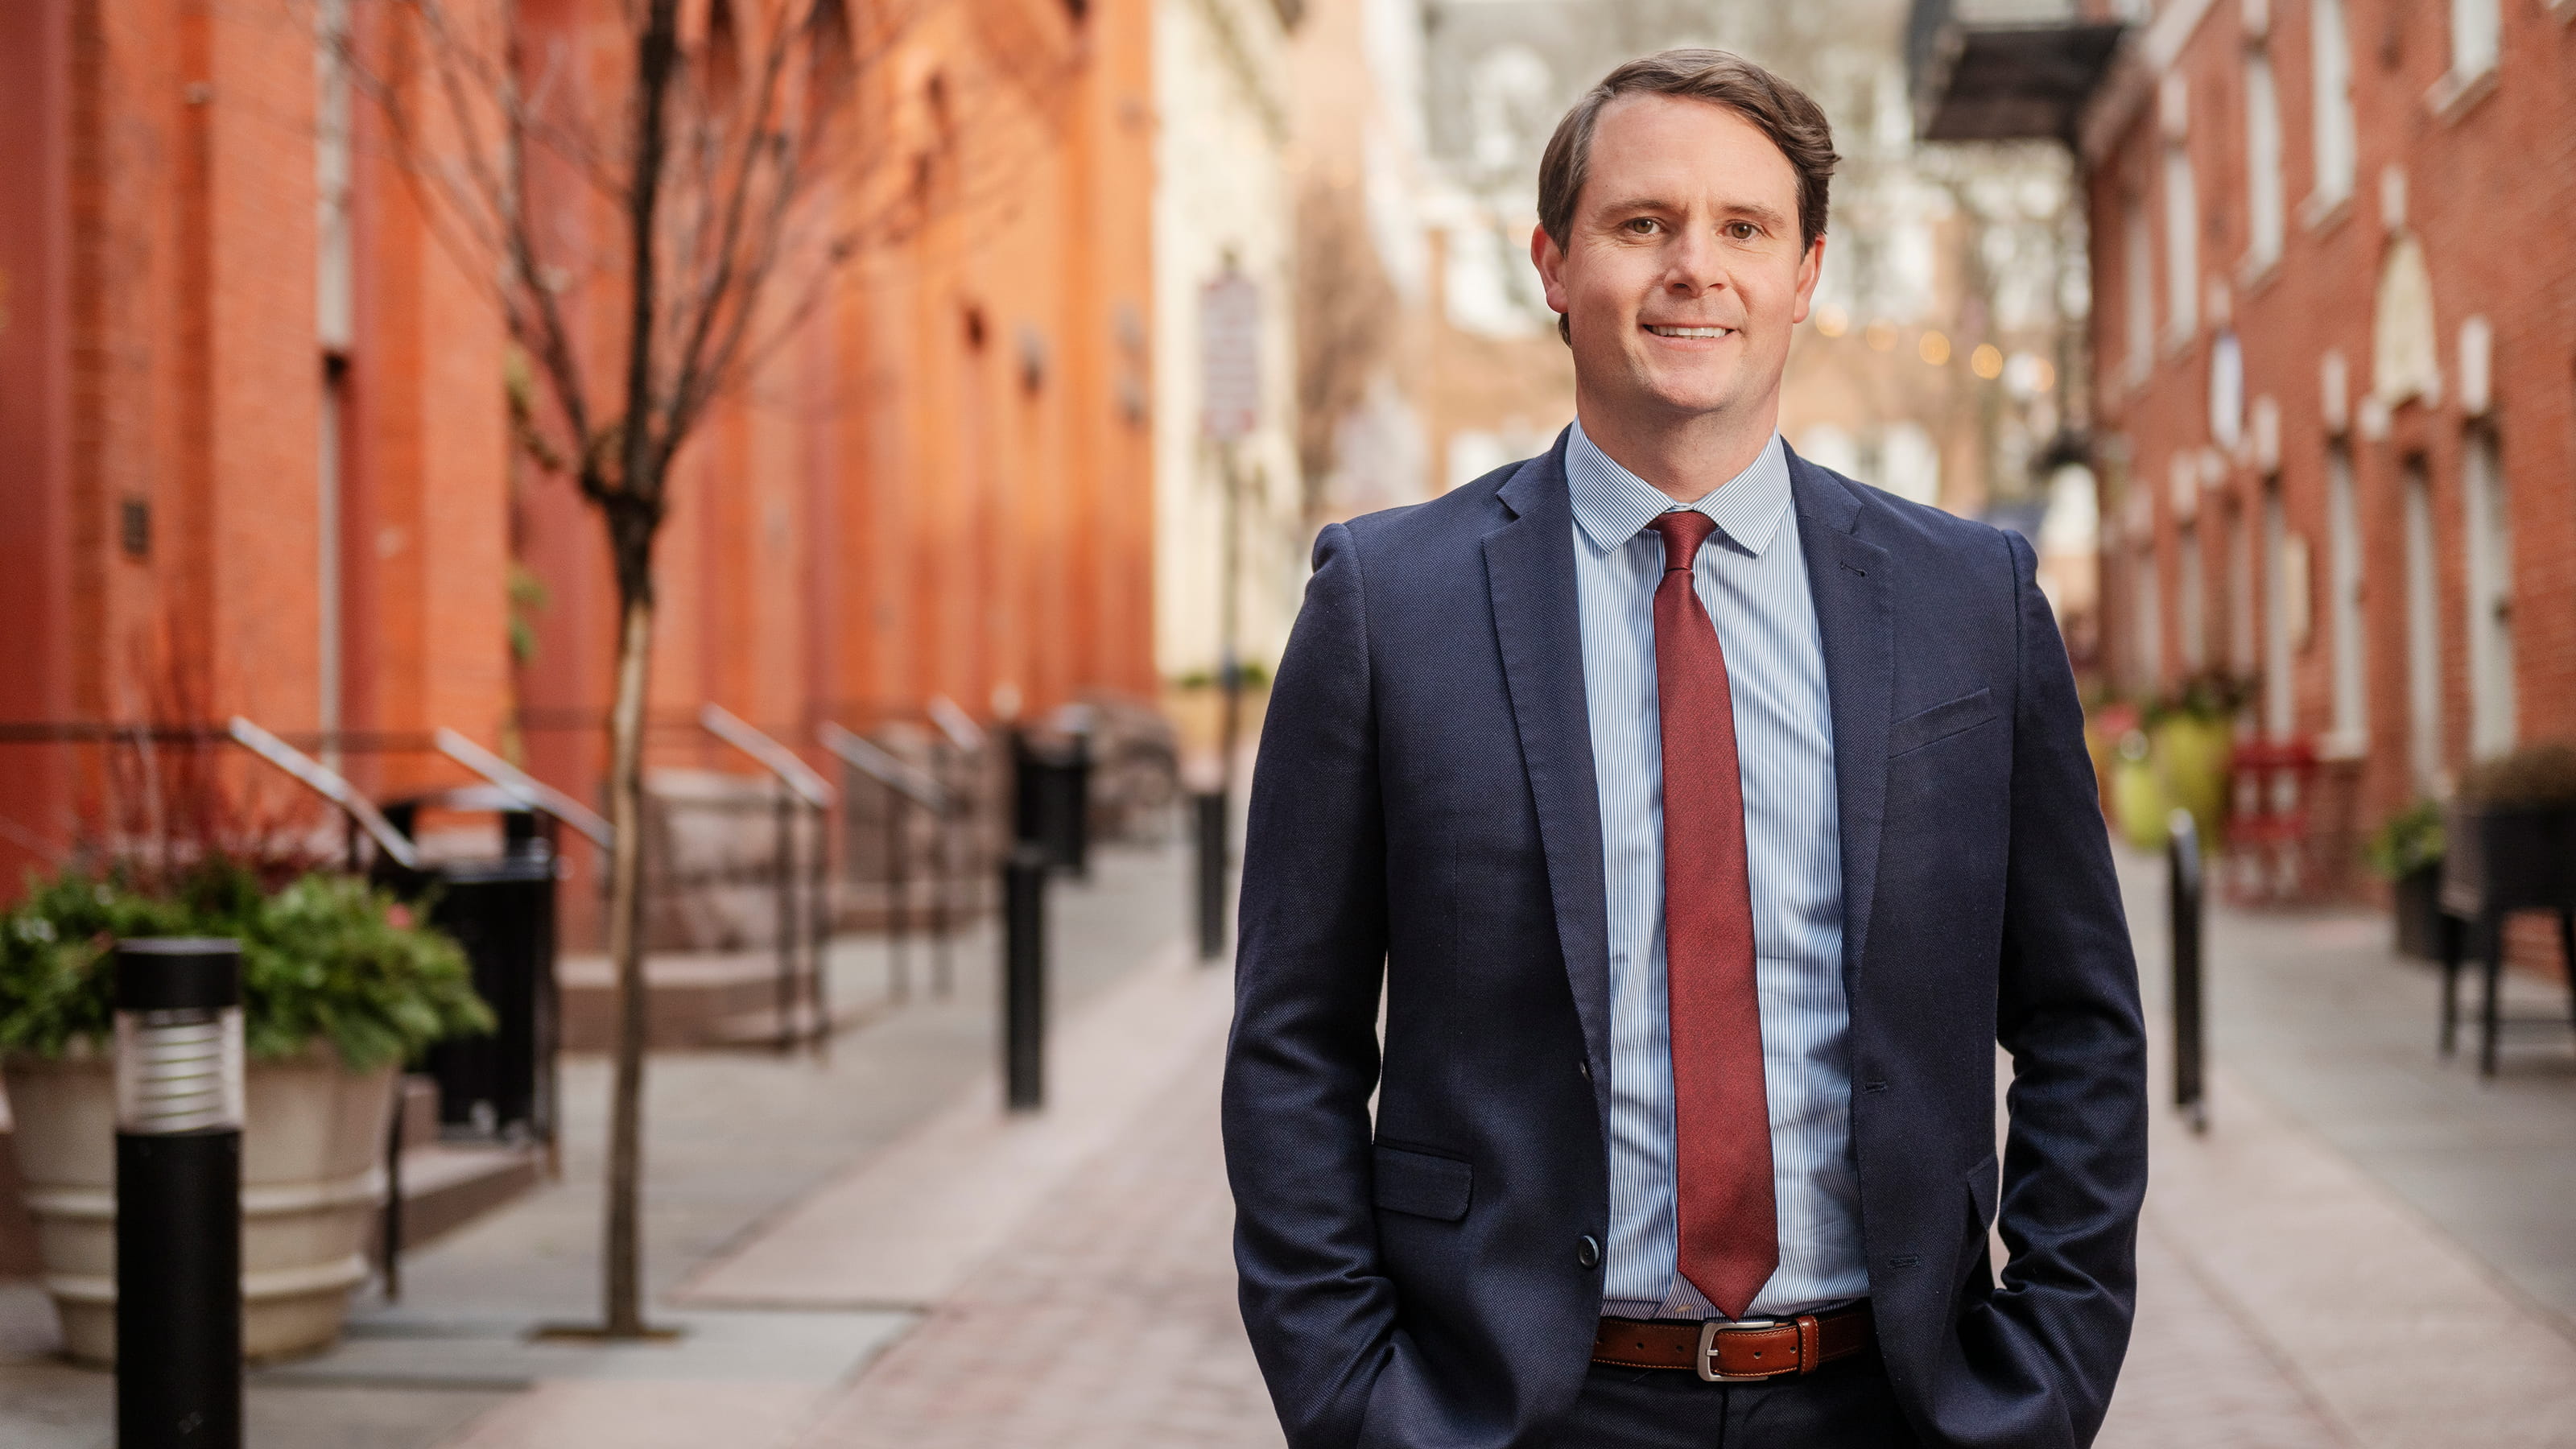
[[1638, 372, 1746, 418]]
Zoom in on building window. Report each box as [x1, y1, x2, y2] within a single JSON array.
[[2403, 464, 2444, 791], [2245, 49, 2285, 270], [2326, 446, 2367, 748], [2162, 144, 2199, 345], [2262, 480, 2294, 736], [316, 0, 353, 353], [2227, 498, 2256, 675], [2124, 193, 2154, 385], [2463, 428, 2515, 757], [2137, 546, 2164, 693], [2179, 522, 2207, 671], [2450, 0, 2500, 83], [2309, 0, 2356, 209]]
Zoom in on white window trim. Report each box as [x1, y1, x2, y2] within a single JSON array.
[[2301, 0, 2358, 225]]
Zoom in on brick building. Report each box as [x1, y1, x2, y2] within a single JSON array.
[[0, 0, 1160, 913], [1917, 0, 2576, 846]]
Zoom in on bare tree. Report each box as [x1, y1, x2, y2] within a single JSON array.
[[1293, 175, 1395, 517], [334, 0, 876, 1338]]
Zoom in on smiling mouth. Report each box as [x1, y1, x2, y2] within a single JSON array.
[[1645, 324, 1734, 339]]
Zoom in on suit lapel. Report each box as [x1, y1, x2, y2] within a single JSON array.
[[1484, 436, 1612, 1129], [1789, 448, 1894, 990]]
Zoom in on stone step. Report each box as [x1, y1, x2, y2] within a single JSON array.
[[557, 951, 807, 1051], [386, 1141, 544, 1253]]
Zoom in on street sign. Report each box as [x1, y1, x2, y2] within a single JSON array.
[[1199, 269, 1261, 443]]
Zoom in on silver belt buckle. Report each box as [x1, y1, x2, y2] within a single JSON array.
[[1695, 1317, 1786, 1383]]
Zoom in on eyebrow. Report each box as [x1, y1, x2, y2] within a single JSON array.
[[1593, 195, 1793, 230]]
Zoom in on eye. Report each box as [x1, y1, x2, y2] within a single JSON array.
[[1624, 217, 1662, 236], [1725, 221, 1760, 241]]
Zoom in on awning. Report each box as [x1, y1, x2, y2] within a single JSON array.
[[1912, 15, 2127, 144]]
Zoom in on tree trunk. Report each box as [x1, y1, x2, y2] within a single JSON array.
[[601, 586, 656, 1337]]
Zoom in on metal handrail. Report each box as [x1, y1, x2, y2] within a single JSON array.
[[225, 716, 420, 871], [699, 704, 836, 809], [432, 728, 616, 849], [815, 722, 947, 812]]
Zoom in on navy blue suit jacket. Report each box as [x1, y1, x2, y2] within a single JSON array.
[[1222, 435, 2147, 1448]]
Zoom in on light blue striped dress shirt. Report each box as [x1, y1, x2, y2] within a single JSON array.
[[1566, 420, 1868, 1322]]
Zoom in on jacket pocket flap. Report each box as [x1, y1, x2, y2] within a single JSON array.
[[1373, 1143, 1472, 1221], [1890, 687, 1996, 758]]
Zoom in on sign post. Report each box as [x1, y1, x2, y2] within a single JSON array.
[[1198, 265, 1261, 962]]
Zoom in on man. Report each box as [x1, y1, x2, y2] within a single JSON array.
[[1222, 48, 2146, 1449]]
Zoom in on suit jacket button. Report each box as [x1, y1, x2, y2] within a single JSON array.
[[1577, 1235, 1601, 1269]]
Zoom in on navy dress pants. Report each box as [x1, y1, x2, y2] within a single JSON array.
[[1551, 1348, 1921, 1447]]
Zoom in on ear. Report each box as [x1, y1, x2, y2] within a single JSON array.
[[1530, 224, 1571, 322], [1790, 233, 1825, 325]]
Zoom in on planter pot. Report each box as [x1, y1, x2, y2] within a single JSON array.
[[2, 1046, 394, 1365], [2392, 861, 2446, 960], [2111, 748, 2169, 852], [2441, 804, 2576, 919], [2151, 715, 2235, 852]]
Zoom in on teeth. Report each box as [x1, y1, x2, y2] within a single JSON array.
[[1648, 325, 1730, 338]]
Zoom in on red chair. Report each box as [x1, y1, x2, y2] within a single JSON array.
[[2226, 736, 2318, 904]]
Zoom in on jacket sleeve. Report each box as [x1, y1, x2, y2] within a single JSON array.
[[1223, 522, 1397, 1449], [1971, 528, 2149, 1446]]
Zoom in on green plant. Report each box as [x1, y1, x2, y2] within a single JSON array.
[[1171, 660, 1273, 691], [2363, 800, 2446, 881], [2144, 669, 2259, 724], [0, 857, 491, 1071], [507, 563, 551, 667], [2458, 741, 2576, 810]]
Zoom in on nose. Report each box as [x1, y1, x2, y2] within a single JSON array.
[[1662, 225, 1727, 298]]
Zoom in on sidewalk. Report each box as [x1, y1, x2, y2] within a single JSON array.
[[0, 840, 1206, 1448], [6, 832, 2574, 1445]]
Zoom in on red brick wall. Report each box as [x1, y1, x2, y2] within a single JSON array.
[[2089, 0, 2576, 898], [3, 1, 1162, 961]]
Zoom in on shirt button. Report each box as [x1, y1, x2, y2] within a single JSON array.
[[1577, 1235, 1601, 1269]]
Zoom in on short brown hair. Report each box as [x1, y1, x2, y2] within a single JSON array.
[[1537, 50, 1839, 341]]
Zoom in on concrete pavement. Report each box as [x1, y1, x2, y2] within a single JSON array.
[[5, 832, 2574, 1445]]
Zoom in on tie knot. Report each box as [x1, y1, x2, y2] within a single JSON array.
[[1646, 510, 1718, 573]]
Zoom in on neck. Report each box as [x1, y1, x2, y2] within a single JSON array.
[[1574, 388, 1779, 502]]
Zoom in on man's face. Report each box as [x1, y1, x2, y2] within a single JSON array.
[[1532, 93, 1823, 432]]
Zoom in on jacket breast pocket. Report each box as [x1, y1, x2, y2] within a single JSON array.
[[1373, 1141, 1472, 1221], [1889, 687, 1996, 759]]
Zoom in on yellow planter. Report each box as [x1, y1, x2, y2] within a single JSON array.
[[2111, 747, 2169, 851], [2151, 715, 2234, 852]]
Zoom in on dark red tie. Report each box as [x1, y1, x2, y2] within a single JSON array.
[[1646, 511, 1777, 1319]]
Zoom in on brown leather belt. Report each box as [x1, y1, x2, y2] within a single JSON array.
[[1591, 1305, 1875, 1382]]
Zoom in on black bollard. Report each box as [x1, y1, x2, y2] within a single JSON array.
[[1195, 790, 1228, 962], [2167, 809, 2207, 1135], [114, 938, 246, 1449], [1002, 845, 1048, 1111]]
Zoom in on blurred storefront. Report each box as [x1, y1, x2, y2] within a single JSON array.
[[0, 0, 1164, 931], [1154, 0, 1311, 712], [1287, 0, 2096, 648], [1917, 0, 2576, 902]]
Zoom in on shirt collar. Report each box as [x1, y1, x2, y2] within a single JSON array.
[[1565, 419, 1794, 561]]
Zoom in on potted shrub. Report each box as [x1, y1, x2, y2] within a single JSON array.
[[2443, 743, 2576, 919], [2364, 799, 2446, 960], [2109, 728, 2169, 852], [2146, 671, 2256, 852], [0, 858, 489, 1364], [2438, 742, 2576, 1073], [2083, 696, 2139, 825]]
